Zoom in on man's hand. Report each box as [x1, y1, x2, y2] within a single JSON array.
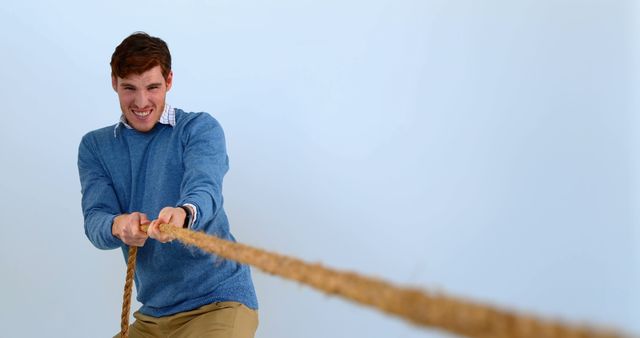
[[112, 212, 150, 246], [147, 207, 187, 243]]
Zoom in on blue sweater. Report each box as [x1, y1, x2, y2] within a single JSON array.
[[78, 109, 258, 316]]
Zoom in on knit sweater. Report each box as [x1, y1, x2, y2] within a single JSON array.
[[77, 109, 258, 316]]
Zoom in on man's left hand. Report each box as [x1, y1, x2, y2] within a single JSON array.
[[148, 206, 187, 243]]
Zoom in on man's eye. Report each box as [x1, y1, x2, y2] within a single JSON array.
[[149, 86, 159, 90], [124, 87, 135, 91]]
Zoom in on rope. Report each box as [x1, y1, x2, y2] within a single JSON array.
[[120, 246, 138, 338], [118, 224, 631, 338]]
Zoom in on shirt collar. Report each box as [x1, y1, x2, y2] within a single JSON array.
[[114, 104, 175, 137]]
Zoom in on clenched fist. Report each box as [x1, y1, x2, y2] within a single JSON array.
[[147, 206, 187, 243], [112, 212, 150, 247]]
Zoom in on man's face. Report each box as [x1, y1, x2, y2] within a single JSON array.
[[112, 65, 173, 133]]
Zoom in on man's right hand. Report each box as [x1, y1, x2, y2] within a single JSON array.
[[112, 212, 150, 247]]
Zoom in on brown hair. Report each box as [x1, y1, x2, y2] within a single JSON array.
[[110, 32, 172, 80]]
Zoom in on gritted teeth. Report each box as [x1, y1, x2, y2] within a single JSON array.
[[133, 109, 152, 117]]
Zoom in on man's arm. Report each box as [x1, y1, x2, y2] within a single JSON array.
[[78, 134, 148, 249], [176, 113, 229, 230]]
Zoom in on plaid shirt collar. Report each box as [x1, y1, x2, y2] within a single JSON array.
[[113, 104, 175, 137]]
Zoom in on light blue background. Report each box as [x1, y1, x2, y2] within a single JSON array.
[[0, 1, 637, 337]]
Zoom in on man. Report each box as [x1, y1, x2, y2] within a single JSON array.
[[78, 32, 258, 338]]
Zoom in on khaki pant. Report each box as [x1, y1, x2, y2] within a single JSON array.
[[114, 301, 258, 338]]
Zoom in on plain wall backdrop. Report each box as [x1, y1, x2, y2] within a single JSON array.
[[0, 1, 637, 337]]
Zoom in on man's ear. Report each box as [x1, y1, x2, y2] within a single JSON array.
[[112, 75, 118, 92], [165, 71, 173, 92]]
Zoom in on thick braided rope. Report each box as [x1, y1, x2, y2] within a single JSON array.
[[121, 224, 631, 338], [164, 225, 630, 338], [120, 246, 138, 338]]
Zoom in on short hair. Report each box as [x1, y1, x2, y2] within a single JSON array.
[[110, 32, 172, 80]]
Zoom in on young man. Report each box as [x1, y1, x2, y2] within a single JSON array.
[[78, 32, 258, 338]]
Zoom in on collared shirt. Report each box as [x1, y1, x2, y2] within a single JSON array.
[[111, 103, 197, 228]]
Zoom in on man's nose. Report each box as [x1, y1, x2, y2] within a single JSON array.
[[134, 90, 148, 107]]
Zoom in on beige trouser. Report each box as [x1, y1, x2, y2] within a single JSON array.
[[113, 301, 258, 338]]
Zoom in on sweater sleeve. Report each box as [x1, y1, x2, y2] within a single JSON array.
[[78, 134, 122, 250], [177, 114, 229, 230]]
